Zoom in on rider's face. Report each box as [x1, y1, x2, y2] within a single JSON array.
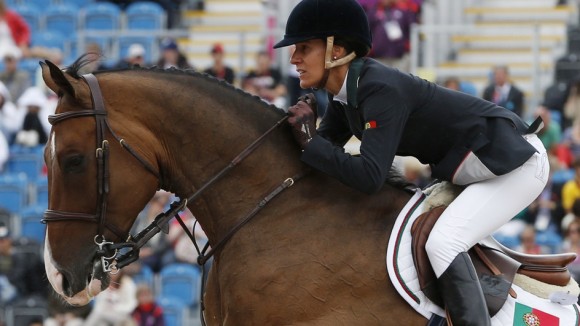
[[290, 39, 326, 89]]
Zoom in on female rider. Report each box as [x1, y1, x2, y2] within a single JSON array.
[[274, 0, 548, 325]]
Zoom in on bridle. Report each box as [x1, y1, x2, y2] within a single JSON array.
[[42, 73, 163, 273], [41, 73, 305, 295]]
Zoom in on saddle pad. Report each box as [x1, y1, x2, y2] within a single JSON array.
[[386, 190, 580, 325]]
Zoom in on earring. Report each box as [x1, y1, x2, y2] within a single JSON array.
[[333, 56, 337, 60]]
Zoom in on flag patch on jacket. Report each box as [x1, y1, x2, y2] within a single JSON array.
[[365, 121, 377, 129], [513, 303, 559, 325]]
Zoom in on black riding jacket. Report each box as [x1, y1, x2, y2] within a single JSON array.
[[301, 58, 538, 194]]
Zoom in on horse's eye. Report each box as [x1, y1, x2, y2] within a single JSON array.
[[63, 155, 86, 173]]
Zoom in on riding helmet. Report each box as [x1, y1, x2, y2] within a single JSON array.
[[273, 0, 372, 56]]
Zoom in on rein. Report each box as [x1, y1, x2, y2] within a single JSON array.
[[41, 74, 304, 324]]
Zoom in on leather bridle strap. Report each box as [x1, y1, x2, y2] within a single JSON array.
[[42, 74, 159, 241]]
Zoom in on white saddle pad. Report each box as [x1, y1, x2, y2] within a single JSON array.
[[386, 190, 580, 325]]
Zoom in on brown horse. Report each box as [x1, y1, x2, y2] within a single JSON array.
[[40, 58, 425, 325]]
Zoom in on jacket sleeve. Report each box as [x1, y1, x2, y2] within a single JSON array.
[[301, 83, 408, 194], [316, 100, 353, 147]]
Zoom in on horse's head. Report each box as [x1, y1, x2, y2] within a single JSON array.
[[41, 60, 159, 305]]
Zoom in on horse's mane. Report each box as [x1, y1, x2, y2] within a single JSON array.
[[64, 54, 286, 116], [64, 55, 416, 192]]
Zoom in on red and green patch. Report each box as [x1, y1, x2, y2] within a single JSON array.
[[364, 120, 377, 129], [513, 302, 559, 326]]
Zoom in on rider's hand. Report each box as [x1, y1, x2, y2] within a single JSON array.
[[288, 93, 317, 149]]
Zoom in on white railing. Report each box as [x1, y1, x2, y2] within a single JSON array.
[[410, 23, 556, 114]]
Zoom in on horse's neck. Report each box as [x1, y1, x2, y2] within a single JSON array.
[[112, 73, 303, 241]]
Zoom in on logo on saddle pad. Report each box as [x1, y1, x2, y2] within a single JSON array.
[[515, 303, 559, 325]]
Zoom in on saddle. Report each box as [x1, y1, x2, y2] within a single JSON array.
[[411, 205, 577, 316]]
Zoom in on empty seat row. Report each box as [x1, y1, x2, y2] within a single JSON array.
[[7, 0, 90, 7], [14, 1, 167, 35]]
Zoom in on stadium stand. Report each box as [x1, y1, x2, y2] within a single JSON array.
[[12, 4, 42, 33], [82, 2, 122, 31], [159, 263, 201, 308], [126, 1, 166, 30], [0, 173, 28, 214], [158, 295, 187, 326], [19, 204, 46, 244], [45, 4, 78, 38]]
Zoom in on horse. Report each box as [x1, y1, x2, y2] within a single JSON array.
[[39, 57, 435, 325]]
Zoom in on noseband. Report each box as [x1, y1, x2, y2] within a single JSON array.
[[42, 73, 161, 272]]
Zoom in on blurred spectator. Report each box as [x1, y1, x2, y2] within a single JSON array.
[[156, 38, 192, 70], [116, 43, 148, 69], [564, 78, 580, 129], [562, 198, 580, 234], [0, 223, 46, 304], [0, 54, 31, 101], [0, 126, 8, 172], [0, 80, 24, 142], [562, 157, 580, 214], [15, 87, 49, 147], [44, 289, 88, 326], [515, 225, 548, 254], [132, 284, 165, 326], [168, 208, 208, 265], [203, 43, 235, 84], [366, 0, 416, 72], [0, 0, 30, 59], [401, 156, 430, 188], [357, 0, 377, 11], [442, 76, 461, 91], [131, 191, 175, 273], [535, 106, 561, 155], [561, 119, 580, 163], [482, 65, 524, 117], [242, 51, 287, 108], [84, 269, 137, 326], [560, 219, 580, 280]]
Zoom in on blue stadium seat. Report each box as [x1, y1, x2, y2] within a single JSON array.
[[82, 2, 121, 30], [159, 263, 201, 307], [126, 1, 166, 30], [536, 230, 563, 254], [60, 0, 91, 7], [7, 153, 43, 183], [45, 4, 78, 37], [12, 4, 42, 32], [20, 205, 46, 244], [158, 296, 186, 326], [118, 35, 155, 63], [5, 0, 18, 8], [132, 264, 155, 289], [20, 0, 51, 8], [36, 177, 48, 206], [0, 173, 28, 214], [32, 31, 67, 52]]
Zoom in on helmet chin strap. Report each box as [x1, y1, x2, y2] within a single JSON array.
[[315, 36, 356, 90]]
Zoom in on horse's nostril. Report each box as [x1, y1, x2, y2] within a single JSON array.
[[61, 273, 73, 297]]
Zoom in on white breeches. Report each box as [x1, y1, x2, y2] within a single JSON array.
[[425, 134, 549, 277]]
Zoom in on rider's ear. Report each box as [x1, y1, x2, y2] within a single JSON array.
[[41, 60, 76, 97]]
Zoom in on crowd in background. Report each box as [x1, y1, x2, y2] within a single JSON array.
[[5, 0, 580, 324]]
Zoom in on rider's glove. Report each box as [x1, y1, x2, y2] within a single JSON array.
[[288, 93, 317, 150]]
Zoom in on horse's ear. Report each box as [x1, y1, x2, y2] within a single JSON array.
[[41, 60, 76, 97]]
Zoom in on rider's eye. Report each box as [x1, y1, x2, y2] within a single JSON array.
[[63, 154, 86, 173]]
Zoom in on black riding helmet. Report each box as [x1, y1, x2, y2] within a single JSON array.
[[273, 0, 372, 57]]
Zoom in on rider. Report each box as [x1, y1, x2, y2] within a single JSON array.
[[274, 0, 549, 325]]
